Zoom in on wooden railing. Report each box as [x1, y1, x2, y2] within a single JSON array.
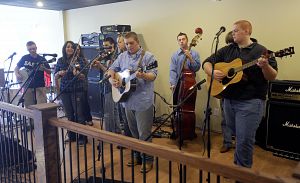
[[47, 111, 299, 182], [2, 102, 299, 183]]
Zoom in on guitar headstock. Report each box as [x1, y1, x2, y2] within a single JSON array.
[[270, 47, 295, 58], [145, 60, 158, 70], [139, 60, 158, 72]]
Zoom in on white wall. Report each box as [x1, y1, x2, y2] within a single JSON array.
[[63, 0, 300, 131], [0, 5, 64, 79]]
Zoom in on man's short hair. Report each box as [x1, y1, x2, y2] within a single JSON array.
[[26, 41, 36, 47], [234, 20, 252, 35], [124, 32, 139, 43], [177, 32, 188, 40]]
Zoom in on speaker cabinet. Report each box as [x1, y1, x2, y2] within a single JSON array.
[[81, 46, 104, 118], [81, 46, 99, 62], [266, 100, 300, 157], [87, 80, 104, 118]]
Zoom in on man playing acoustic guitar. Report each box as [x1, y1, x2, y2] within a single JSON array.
[[14, 41, 51, 107], [203, 20, 278, 168], [107, 32, 158, 173]]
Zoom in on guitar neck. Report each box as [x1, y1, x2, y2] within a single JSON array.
[[121, 61, 158, 83], [235, 52, 275, 72]]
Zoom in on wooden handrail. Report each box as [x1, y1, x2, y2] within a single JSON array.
[[0, 101, 34, 118], [48, 117, 297, 183]]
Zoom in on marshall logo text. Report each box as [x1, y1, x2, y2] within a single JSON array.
[[282, 121, 300, 129], [285, 87, 300, 93]]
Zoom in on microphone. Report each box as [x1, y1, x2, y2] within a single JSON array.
[[215, 26, 226, 37], [41, 53, 58, 57], [99, 74, 111, 83], [7, 52, 16, 59], [41, 57, 56, 64], [188, 79, 206, 91]]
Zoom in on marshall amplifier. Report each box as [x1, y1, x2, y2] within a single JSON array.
[[81, 33, 99, 46], [266, 100, 300, 159], [100, 25, 131, 34], [268, 80, 300, 102]]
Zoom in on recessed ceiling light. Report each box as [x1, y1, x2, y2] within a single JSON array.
[[37, 1, 44, 7]]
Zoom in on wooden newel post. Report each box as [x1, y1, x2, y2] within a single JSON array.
[[29, 103, 61, 183]]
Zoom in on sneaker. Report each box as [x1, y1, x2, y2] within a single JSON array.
[[127, 157, 142, 167], [86, 121, 93, 126], [140, 162, 153, 173], [220, 145, 231, 153]]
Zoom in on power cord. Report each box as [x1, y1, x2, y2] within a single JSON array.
[[154, 91, 172, 106]]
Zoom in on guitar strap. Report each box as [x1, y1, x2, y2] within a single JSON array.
[[137, 50, 146, 69]]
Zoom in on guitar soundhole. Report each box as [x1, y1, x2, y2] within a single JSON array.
[[121, 78, 126, 86], [227, 68, 235, 78], [119, 86, 125, 94], [119, 78, 126, 94], [222, 77, 231, 85]]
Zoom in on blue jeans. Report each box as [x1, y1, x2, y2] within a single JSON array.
[[220, 99, 233, 148], [223, 98, 264, 168], [125, 105, 154, 162]]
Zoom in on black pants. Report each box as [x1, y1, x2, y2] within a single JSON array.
[[61, 91, 86, 141]]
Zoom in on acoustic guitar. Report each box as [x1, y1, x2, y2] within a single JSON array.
[[112, 60, 158, 102], [17, 69, 31, 84], [207, 47, 295, 97]]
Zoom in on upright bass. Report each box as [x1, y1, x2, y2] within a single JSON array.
[[173, 28, 203, 141]]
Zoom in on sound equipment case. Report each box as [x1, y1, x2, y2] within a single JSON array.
[[266, 80, 300, 160]]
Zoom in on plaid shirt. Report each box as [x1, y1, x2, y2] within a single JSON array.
[[55, 57, 88, 93]]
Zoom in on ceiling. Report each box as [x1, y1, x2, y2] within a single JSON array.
[[0, 0, 130, 11]]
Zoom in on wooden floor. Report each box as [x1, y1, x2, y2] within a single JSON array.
[[59, 120, 298, 183]]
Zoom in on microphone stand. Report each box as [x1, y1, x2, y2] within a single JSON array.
[[0, 55, 15, 102], [145, 79, 206, 143], [202, 35, 220, 183]]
